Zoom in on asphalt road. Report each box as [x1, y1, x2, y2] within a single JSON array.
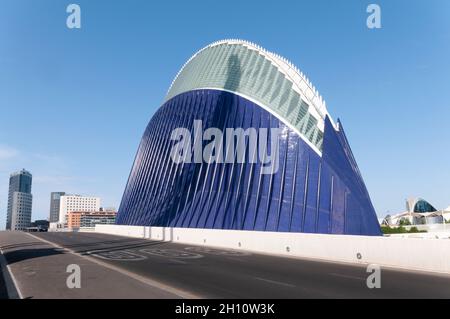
[[0, 231, 182, 299], [26, 231, 450, 299]]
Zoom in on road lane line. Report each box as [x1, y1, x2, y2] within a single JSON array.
[[329, 273, 365, 281], [26, 233, 200, 299], [253, 276, 296, 288], [0, 247, 23, 299]]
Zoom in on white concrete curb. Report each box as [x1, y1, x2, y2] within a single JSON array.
[[95, 225, 450, 275], [0, 247, 22, 299]]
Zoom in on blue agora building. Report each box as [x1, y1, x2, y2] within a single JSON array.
[[117, 40, 381, 236]]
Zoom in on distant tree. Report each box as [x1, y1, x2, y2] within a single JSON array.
[[399, 219, 411, 226], [409, 227, 420, 233], [381, 226, 427, 234]]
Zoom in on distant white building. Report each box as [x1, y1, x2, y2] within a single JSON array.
[[59, 195, 101, 224], [384, 197, 450, 226]]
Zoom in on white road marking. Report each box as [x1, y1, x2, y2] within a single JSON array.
[[253, 276, 296, 288], [0, 247, 23, 299], [329, 273, 365, 281], [87, 250, 148, 261], [140, 248, 203, 259], [185, 246, 251, 256]]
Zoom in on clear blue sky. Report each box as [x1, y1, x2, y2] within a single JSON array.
[[1, 0, 449, 228]]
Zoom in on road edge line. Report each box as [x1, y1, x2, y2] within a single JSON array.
[[0, 247, 22, 299], [26, 233, 200, 299]]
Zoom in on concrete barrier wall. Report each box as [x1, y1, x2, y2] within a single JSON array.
[[96, 224, 145, 238], [95, 224, 450, 274], [388, 232, 450, 239], [77, 227, 96, 233], [404, 224, 450, 234]]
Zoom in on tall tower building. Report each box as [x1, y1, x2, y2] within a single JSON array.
[[49, 192, 65, 223], [6, 169, 33, 231]]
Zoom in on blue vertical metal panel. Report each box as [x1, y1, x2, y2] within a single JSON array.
[[117, 89, 381, 236]]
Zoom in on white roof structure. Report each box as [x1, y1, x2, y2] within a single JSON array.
[[165, 39, 337, 154], [384, 198, 449, 226]]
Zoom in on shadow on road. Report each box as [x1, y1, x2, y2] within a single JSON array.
[[62, 239, 150, 250], [77, 240, 168, 255], [0, 242, 47, 251], [36, 233, 172, 255], [3, 248, 65, 265]]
